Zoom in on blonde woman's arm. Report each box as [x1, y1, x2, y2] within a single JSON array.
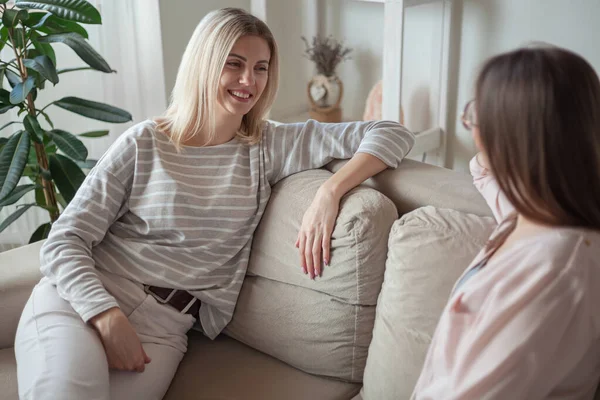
[[264, 119, 415, 278]]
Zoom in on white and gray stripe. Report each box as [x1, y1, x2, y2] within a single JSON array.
[[40, 119, 414, 339]]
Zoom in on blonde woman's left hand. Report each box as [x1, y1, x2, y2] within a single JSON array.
[[296, 187, 340, 279]]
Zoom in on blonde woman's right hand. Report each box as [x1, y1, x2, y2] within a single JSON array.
[[90, 307, 152, 372]]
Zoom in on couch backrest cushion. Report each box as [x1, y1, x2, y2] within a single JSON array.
[[327, 159, 493, 218], [225, 169, 398, 382], [361, 206, 496, 399]]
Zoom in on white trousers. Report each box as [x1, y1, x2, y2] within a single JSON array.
[[14, 269, 196, 400]]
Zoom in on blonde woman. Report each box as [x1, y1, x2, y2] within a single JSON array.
[[15, 8, 414, 399], [413, 47, 600, 399]]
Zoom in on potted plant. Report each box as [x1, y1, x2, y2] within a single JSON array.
[[302, 35, 352, 123], [0, 0, 132, 244]]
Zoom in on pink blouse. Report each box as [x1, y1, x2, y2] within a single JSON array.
[[411, 156, 600, 399]]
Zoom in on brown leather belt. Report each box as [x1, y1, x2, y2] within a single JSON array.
[[144, 285, 200, 318]]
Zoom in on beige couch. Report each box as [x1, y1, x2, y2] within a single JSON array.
[[1, 158, 499, 400]]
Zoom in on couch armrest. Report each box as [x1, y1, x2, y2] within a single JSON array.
[[0, 241, 44, 349]]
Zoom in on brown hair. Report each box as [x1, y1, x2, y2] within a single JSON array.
[[475, 46, 600, 240]]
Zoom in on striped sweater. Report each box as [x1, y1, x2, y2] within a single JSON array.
[[40, 119, 415, 339]]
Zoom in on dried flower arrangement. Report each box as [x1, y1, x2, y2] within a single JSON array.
[[301, 35, 352, 77]]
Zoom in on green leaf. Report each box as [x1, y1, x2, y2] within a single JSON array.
[[47, 129, 87, 161], [57, 66, 92, 74], [0, 204, 34, 234], [54, 97, 132, 123], [23, 165, 39, 178], [38, 33, 112, 73], [27, 144, 38, 165], [29, 70, 46, 90], [45, 143, 56, 154], [0, 29, 8, 54], [24, 49, 43, 59], [0, 104, 17, 114], [48, 153, 85, 203], [42, 129, 51, 146], [5, 69, 21, 88], [0, 137, 7, 153], [0, 184, 36, 206], [12, 27, 27, 49], [31, 38, 56, 66], [39, 109, 55, 128], [0, 120, 22, 132], [23, 55, 59, 85], [0, 27, 8, 46], [75, 158, 96, 169], [15, 0, 102, 24], [23, 165, 39, 180], [28, 11, 53, 28], [78, 129, 108, 138], [2, 9, 29, 28], [34, 184, 46, 205], [10, 76, 35, 104], [24, 114, 45, 142], [0, 89, 11, 104], [0, 131, 31, 199], [29, 221, 51, 243], [27, 12, 89, 38], [55, 191, 66, 208]]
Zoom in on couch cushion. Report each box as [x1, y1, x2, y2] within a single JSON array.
[[164, 331, 360, 400], [0, 240, 44, 349], [225, 169, 398, 382], [2, 334, 360, 400], [0, 347, 18, 400], [361, 206, 496, 399], [327, 159, 493, 218]]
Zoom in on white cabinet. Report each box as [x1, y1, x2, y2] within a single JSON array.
[[252, 0, 456, 167]]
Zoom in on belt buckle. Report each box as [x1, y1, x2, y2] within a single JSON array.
[[144, 285, 177, 304]]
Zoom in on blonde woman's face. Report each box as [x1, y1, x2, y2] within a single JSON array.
[[218, 36, 271, 117]]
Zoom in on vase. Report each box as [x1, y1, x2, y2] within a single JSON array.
[[307, 74, 344, 123]]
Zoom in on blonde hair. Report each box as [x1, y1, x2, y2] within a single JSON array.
[[155, 8, 279, 148]]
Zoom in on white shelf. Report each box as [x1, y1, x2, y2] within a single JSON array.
[[410, 127, 442, 156], [351, 0, 445, 7], [253, 0, 456, 167]]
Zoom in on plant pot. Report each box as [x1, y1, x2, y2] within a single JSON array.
[[307, 74, 344, 123]]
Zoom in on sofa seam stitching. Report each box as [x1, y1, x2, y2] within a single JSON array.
[[352, 225, 360, 381]]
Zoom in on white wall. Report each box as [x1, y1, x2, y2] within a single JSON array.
[[264, 0, 319, 118], [318, 0, 600, 171], [320, 0, 438, 132], [451, 0, 600, 171]]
